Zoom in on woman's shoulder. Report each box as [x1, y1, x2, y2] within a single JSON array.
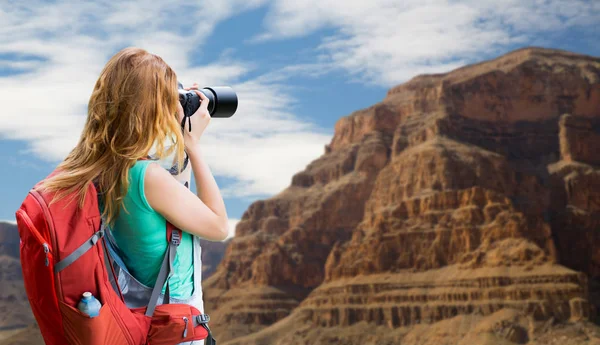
[[130, 158, 158, 174], [141, 160, 175, 192], [123, 160, 160, 213]]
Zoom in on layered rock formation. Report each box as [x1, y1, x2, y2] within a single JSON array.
[[203, 47, 600, 344]]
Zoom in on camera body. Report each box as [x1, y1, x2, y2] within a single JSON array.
[[178, 82, 238, 118]]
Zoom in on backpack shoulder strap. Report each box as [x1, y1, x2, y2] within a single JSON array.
[[163, 223, 182, 304], [145, 221, 182, 317]]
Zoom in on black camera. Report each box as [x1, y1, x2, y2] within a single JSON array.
[[163, 82, 238, 177], [177, 82, 238, 119]]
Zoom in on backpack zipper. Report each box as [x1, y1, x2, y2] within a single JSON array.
[[43, 243, 50, 266], [16, 209, 54, 267], [30, 190, 62, 298], [182, 317, 189, 338]]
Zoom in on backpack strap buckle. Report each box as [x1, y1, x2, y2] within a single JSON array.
[[170, 230, 181, 246], [195, 314, 210, 324]]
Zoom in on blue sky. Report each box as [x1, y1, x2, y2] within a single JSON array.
[[1, 0, 599, 237]]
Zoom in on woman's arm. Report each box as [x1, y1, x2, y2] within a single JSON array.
[[144, 152, 229, 241], [186, 146, 228, 222], [166, 147, 227, 222]]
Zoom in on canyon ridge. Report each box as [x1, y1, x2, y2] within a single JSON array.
[[202, 47, 600, 345]]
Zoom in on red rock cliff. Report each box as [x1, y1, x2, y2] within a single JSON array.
[[202, 47, 600, 344]]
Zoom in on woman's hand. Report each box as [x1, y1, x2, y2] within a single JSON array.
[[177, 83, 211, 153]]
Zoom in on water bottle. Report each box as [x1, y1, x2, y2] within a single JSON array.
[[77, 292, 102, 318]]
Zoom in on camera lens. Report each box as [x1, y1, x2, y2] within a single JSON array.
[[177, 82, 238, 118]]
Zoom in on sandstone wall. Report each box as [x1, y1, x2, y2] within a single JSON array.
[[202, 47, 600, 344]]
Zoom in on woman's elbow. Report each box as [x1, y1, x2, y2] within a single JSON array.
[[216, 217, 229, 241], [219, 228, 229, 241], [201, 216, 228, 241]]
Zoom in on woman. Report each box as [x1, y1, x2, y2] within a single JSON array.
[[38, 47, 229, 345]]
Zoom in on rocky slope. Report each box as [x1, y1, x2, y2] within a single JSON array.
[[202, 47, 600, 344], [0, 222, 19, 260], [201, 239, 230, 280], [0, 222, 32, 332], [0, 324, 44, 345]]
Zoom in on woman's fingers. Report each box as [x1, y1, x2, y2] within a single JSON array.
[[184, 83, 200, 91], [194, 90, 209, 112], [195, 90, 208, 101]]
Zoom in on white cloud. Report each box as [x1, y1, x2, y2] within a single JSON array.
[[1, 0, 598, 202], [0, 0, 332, 200], [0, 219, 17, 225], [252, 0, 600, 86]]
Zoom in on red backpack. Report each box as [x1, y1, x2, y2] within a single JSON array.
[[15, 167, 216, 345]]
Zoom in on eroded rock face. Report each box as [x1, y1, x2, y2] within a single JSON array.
[[0, 222, 35, 331], [202, 47, 600, 344], [548, 114, 600, 315]]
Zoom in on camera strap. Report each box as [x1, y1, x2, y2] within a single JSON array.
[[181, 112, 192, 133]]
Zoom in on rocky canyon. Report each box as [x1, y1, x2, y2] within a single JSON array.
[[202, 47, 600, 345]]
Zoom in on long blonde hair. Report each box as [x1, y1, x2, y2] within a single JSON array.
[[38, 47, 186, 228]]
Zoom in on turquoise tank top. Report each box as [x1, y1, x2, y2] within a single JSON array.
[[99, 160, 194, 299]]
